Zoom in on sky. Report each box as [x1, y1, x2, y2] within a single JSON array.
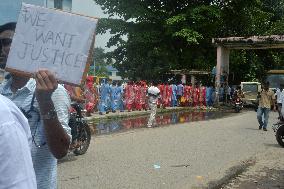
[[72, 0, 112, 50]]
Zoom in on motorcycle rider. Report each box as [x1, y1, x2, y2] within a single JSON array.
[[233, 86, 245, 100]]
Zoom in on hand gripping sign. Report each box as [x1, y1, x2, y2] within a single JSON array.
[[5, 3, 98, 86]]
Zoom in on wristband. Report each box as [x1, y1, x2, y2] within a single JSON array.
[[41, 109, 57, 120]]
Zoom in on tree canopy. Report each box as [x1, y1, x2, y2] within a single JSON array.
[[89, 47, 110, 77], [95, 0, 284, 83]]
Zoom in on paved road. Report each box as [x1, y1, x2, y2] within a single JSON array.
[[58, 110, 284, 189]]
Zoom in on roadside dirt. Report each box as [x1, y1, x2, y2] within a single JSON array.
[[221, 147, 284, 189]]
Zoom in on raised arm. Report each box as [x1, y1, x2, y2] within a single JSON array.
[[35, 70, 71, 159]]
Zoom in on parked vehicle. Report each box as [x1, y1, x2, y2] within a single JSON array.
[[240, 82, 261, 107], [69, 103, 91, 155]]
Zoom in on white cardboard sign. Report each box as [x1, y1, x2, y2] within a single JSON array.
[[6, 3, 98, 85]]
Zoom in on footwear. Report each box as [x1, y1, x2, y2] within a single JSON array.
[[263, 128, 267, 131], [259, 125, 262, 130]]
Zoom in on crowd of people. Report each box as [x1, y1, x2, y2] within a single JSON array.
[[75, 79, 216, 116], [73, 77, 246, 116], [0, 20, 282, 189]]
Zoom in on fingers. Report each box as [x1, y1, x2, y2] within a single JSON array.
[[35, 72, 48, 89], [35, 70, 58, 92]]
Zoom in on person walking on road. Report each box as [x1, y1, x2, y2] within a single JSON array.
[[147, 81, 160, 128], [257, 82, 276, 131]]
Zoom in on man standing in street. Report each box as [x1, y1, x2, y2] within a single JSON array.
[[0, 22, 71, 189], [0, 94, 37, 189], [257, 82, 276, 131], [147, 81, 160, 128]]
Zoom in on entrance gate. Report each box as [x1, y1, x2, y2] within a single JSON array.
[[212, 35, 284, 103]]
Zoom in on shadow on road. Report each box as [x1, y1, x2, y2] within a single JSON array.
[[244, 128, 260, 131], [58, 153, 78, 164], [263, 143, 283, 148]]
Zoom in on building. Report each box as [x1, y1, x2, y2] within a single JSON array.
[[0, 0, 106, 48], [47, 0, 72, 11], [0, 0, 73, 23]]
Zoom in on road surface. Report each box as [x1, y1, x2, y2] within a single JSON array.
[[58, 110, 284, 189]]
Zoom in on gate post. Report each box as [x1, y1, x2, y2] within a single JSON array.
[[215, 46, 230, 105]]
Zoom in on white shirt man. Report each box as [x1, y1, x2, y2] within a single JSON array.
[[147, 85, 160, 127], [276, 88, 284, 119], [276, 88, 284, 104], [147, 85, 160, 104], [0, 94, 37, 189]]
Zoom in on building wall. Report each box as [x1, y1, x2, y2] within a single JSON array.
[[0, 0, 45, 24], [0, 0, 109, 49], [0, 0, 73, 24]]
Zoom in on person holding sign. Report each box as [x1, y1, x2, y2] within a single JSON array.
[[0, 22, 71, 189]]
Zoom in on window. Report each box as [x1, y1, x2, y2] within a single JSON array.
[[54, 0, 63, 9], [242, 84, 258, 93], [51, 0, 72, 11]]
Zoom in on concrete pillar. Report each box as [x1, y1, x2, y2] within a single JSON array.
[[191, 75, 195, 88], [181, 74, 186, 84], [215, 46, 230, 105]]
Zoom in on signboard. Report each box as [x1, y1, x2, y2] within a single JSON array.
[[6, 3, 98, 85]]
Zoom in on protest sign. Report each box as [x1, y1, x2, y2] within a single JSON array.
[[5, 3, 98, 85]]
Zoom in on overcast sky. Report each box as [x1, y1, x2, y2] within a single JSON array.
[[72, 0, 112, 50]]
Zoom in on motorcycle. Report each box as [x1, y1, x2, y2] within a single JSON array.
[[69, 103, 91, 155], [234, 97, 243, 113], [272, 121, 284, 148]]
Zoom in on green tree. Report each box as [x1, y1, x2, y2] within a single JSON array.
[[95, 0, 284, 82], [89, 47, 109, 77]]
